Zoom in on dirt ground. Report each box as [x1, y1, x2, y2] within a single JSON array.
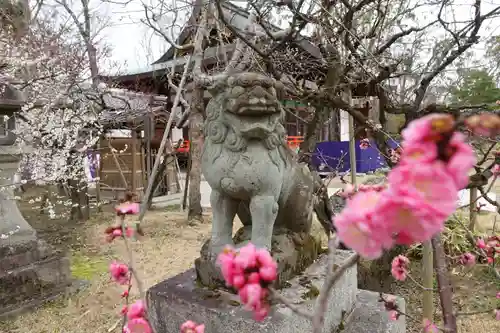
[[0, 187, 498, 333]]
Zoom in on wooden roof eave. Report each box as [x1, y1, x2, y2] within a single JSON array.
[[153, 43, 237, 75]]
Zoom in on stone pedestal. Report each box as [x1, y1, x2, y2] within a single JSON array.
[[0, 147, 72, 318], [195, 224, 323, 289], [147, 250, 406, 333]]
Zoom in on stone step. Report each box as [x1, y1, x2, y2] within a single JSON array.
[[342, 290, 406, 333], [0, 239, 52, 272], [0, 243, 72, 318], [147, 250, 358, 333]]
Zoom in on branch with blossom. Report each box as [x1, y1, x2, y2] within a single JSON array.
[[176, 113, 500, 333], [106, 192, 151, 333]]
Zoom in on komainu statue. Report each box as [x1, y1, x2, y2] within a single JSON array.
[[196, 72, 322, 287]]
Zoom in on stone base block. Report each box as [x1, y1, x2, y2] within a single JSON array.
[[148, 251, 357, 333], [0, 239, 72, 318], [342, 290, 406, 333]]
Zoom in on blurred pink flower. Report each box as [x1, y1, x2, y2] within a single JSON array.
[[493, 164, 500, 176], [459, 252, 476, 266], [110, 262, 129, 285], [180, 320, 205, 333], [477, 238, 486, 249], [388, 310, 398, 321], [423, 318, 439, 332], [401, 114, 454, 143], [400, 142, 437, 164], [333, 189, 394, 259], [391, 255, 410, 281], [445, 132, 476, 189], [465, 113, 500, 138], [125, 317, 152, 333], [116, 202, 140, 215], [127, 300, 145, 319], [359, 138, 370, 150]]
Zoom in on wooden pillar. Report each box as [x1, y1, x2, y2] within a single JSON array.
[[144, 115, 152, 181], [469, 188, 478, 231], [131, 130, 138, 194], [95, 135, 102, 212]]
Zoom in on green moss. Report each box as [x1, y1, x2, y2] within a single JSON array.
[[301, 284, 320, 300], [228, 300, 240, 306], [334, 310, 347, 332], [164, 204, 181, 212], [70, 252, 108, 280]]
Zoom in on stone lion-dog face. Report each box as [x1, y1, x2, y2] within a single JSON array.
[[204, 72, 288, 159]]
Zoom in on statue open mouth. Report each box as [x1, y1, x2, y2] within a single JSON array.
[[235, 105, 278, 116], [240, 122, 273, 138]]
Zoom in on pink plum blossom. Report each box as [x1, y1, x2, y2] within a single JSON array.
[[126, 227, 135, 238], [125, 317, 152, 333], [359, 138, 370, 150], [477, 238, 486, 249], [391, 255, 410, 281], [216, 243, 277, 321], [459, 252, 476, 266], [116, 202, 140, 215], [105, 226, 137, 242], [399, 142, 437, 164], [333, 189, 394, 259], [376, 162, 457, 244], [401, 114, 454, 143], [339, 184, 355, 198], [110, 262, 130, 285], [493, 164, 500, 176], [388, 310, 398, 321], [465, 113, 500, 138], [387, 161, 458, 219], [127, 300, 146, 319], [496, 292, 500, 299], [495, 309, 500, 321], [444, 132, 476, 189], [375, 189, 446, 245], [423, 319, 439, 332], [180, 321, 205, 333]]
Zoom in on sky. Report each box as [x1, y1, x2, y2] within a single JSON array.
[[93, 0, 170, 74], [82, 0, 500, 76]]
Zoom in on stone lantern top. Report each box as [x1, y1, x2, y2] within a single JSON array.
[[0, 81, 24, 147]]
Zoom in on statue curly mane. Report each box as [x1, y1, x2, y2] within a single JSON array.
[[202, 90, 293, 171]]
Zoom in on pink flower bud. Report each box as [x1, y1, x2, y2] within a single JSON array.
[[127, 300, 145, 319], [476, 238, 486, 249], [181, 320, 205, 333], [259, 265, 277, 282], [459, 252, 476, 267], [126, 317, 152, 333]]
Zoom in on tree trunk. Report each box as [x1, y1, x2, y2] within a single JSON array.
[[297, 105, 327, 165], [68, 152, 90, 221], [147, 159, 166, 208], [187, 85, 204, 223]]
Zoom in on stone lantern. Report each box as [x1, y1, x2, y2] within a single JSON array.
[[0, 82, 71, 318]]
